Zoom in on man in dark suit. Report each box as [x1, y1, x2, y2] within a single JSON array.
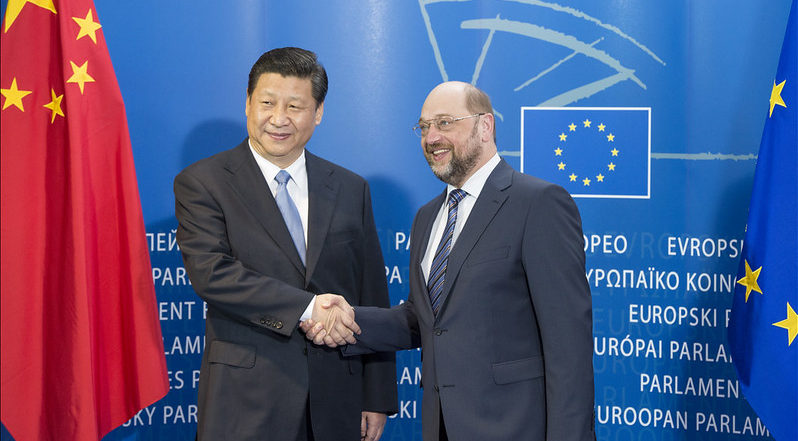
[[174, 47, 396, 441], [305, 81, 595, 441]]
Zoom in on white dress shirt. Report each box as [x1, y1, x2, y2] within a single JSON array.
[[421, 153, 501, 281], [248, 141, 315, 319], [249, 142, 309, 243]]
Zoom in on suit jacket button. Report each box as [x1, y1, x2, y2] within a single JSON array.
[[434, 329, 442, 336], [259, 318, 266, 325], [276, 321, 283, 329]]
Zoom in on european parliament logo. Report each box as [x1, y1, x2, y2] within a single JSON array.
[[521, 107, 651, 199]]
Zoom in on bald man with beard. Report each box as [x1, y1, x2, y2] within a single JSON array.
[[304, 81, 596, 441]]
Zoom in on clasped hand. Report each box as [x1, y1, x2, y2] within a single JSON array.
[[302, 294, 360, 347]]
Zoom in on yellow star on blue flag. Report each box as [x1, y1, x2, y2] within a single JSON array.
[[728, 1, 798, 440]]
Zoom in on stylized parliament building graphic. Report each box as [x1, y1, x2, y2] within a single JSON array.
[[419, 0, 661, 198]]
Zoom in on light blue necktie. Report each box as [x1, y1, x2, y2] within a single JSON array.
[[274, 170, 306, 265], [427, 189, 466, 315]]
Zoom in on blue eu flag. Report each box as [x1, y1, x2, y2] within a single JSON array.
[[521, 107, 650, 198], [728, 1, 798, 440]]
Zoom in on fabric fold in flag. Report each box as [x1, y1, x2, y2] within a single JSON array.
[[728, 1, 798, 440], [1, 0, 169, 440]]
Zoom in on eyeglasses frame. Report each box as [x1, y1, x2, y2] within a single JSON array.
[[412, 113, 486, 137]]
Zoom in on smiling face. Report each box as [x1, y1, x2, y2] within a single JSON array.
[[245, 72, 323, 168], [419, 82, 494, 187], [423, 117, 482, 187]]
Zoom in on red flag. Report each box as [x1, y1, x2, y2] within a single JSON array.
[[1, 0, 169, 439]]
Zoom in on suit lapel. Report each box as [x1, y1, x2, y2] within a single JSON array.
[[413, 191, 446, 317], [436, 160, 512, 315], [304, 152, 339, 287], [224, 142, 305, 275]]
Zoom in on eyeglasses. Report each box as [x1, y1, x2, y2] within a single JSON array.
[[412, 113, 485, 137]]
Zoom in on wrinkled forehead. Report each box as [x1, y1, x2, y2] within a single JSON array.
[[420, 85, 468, 120]]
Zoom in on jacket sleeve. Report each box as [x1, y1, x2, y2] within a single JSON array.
[[522, 184, 595, 441], [344, 303, 420, 355], [357, 182, 399, 414], [174, 169, 313, 336]]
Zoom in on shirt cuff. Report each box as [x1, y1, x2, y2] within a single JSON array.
[[299, 296, 316, 322]]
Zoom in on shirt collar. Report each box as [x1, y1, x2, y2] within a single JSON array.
[[446, 153, 501, 199], [248, 139, 308, 191]]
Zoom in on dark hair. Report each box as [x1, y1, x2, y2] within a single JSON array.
[[247, 47, 328, 106]]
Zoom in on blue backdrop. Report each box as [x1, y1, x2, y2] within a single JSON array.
[[1, 1, 792, 440]]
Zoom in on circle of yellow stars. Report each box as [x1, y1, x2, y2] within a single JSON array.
[[1, 2, 103, 123], [554, 118, 620, 186], [737, 259, 798, 346]]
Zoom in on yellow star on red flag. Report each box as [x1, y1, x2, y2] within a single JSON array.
[[72, 10, 102, 44], [1, 0, 171, 439], [1, 77, 32, 111], [67, 60, 96, 94], [42, 88, 64, 123], [4, 0, 56, 33]]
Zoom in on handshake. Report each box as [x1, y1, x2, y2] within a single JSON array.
[[301, 294, 360, 348]]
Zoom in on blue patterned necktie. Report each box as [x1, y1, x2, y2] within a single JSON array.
[[427, 189, 467, 315], [274, 170, 306, 265]]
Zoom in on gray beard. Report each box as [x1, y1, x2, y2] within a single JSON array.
[[429, 146, 477, 186], [427, 125, 481, 186]]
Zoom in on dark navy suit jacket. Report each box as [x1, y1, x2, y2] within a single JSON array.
[[175, 141, 397, 441], [348, 160, 595, 441]]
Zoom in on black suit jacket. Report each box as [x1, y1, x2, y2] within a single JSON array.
[[174, 141, 397, 441], [348, 160, 595, 441]]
